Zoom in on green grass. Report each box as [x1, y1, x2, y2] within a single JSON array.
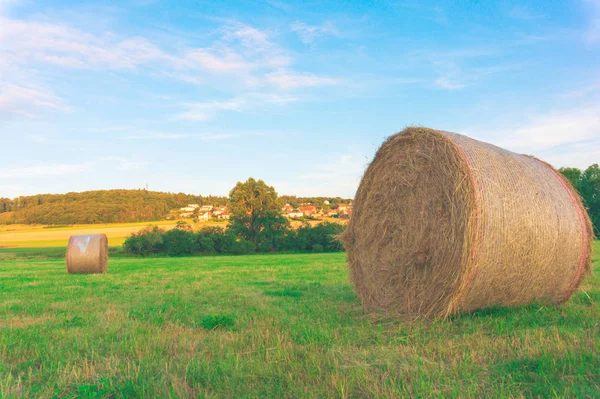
[[0, 245, 599, 398]]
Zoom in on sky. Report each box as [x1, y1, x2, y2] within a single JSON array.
[[0, 0, 599, 199]]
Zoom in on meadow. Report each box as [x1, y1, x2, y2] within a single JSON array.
[[0, 219, 343, 249], [0, 244, 598, 398], [0, 221, 182, 248]]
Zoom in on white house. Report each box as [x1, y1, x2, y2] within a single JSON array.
[[286, 211, 304, 218], [200, 205, 214, 212], [198, 212, 211, 221]]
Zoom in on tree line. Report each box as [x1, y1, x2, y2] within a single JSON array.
[[0, 188, 350, 225], [124, 178, 346, 256], [123, 222, 345, 256], [559, 164, 600, 235]]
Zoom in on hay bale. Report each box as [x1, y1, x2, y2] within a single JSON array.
[[66, 234, 108, 274], [341, 127, 593, 318]]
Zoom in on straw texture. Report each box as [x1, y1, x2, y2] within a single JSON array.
[[341, 127, 593, 318], [66, 234, 108, 274]]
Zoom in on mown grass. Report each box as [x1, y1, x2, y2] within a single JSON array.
[[0, 244, 598, 398]]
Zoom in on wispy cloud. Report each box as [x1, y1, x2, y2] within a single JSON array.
[[177, 93, 297, 120], [0, 83, 70, 117], [290, 21, 339, 44], [0, 162, 89, 179], [96, 156, 148, 171], [507, 5, 545, 21], [122, 131, 242, 141], [0, 15, 340, 116], [266, 69, 341, 89], [274, 153, 368, 197], [496, 104, 600, 151], [0, 17, 174, 71], [585, 0, 600, 43], [0, 156, 149, 179], [560, 81, 600, 98]]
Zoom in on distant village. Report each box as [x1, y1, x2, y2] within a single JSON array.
[[178, 201, 353, 222]]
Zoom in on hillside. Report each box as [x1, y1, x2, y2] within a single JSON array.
[[0, 190, 354, 225], [0, 190, 226, 225]]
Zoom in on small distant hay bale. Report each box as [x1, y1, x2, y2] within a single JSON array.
[[341, 127, 593, 318], [66, 234, 108, 274]]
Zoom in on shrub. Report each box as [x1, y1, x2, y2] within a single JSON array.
[[196, 234, 216, 254], [123, 226, 166, 256], [291, 222, 345, 252], [123, 222, 345, 256], [230, 238, 256, 255], [164, 228, 196, 256]]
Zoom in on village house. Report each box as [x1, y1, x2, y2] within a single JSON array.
[[335, 203, 353, 215], [179, 204, 199, 213], [282, 203, 294, 213], [198, 212, 211, 221], [212, 206, 227, 216], [287, 211, 304, 218], [200, 205, 213, 212], [298, 205, 317, 215], [217, 212, 231, 220]]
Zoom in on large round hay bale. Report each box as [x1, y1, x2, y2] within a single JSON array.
[[342, 127, 593, 318], [66, 234, 108, 274]]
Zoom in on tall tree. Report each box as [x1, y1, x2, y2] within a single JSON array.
[[580, 164, 600, 235], [228, 178, 289, 250], [559, 167, 582, 190]]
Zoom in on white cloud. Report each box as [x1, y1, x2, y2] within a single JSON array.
[[122, 131, 241, 140], [0, 162, 89, 179], [584, 0, 600, 43], [127, 133, 192, 139], [498, 105, 600, 151], [290, 21, 338, 44], [0, 17, 174, 71], [273, 153, 367, 197], [177, 93, 297, 120], [0, 83, 70, 117], [0, 15, 338, 117], [0, 156, 149, 180], [507, 6, 545, 21], [185, 48, 254, 74], [0, 0, 18, 14], [266, 69, 341, 89], [434, 76, 466, 90], [560, 81, 600, 98]]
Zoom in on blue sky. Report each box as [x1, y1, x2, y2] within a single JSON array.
[[1, 0, 599, 198]]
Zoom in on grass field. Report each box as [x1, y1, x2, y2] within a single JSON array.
[[0, 221, 188, 248], [0, 245, 598, 398], [0, 219, 344, 249]]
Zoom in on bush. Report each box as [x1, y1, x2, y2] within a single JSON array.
[[123, 226, 166, 256], [123, 222, 345, 256], [312, 243, 324, 252], [196, 234, 216, 254], [289, 222, 345, 252], [230, 238, 256, 254], [164, 228, 196, 256]]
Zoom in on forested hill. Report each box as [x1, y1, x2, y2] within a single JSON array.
[[0, 190, 227, 225]]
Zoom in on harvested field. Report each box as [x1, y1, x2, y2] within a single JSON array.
[[0, 246, 598, 397]]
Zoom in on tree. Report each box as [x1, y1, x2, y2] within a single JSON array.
[[559, 167, 582, 190], [228, 178, 289, 251], [580, 164, 600, 235]]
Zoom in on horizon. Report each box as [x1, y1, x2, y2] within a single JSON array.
[[0, 186, 354, 201], [1, 0, 599, 198]]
